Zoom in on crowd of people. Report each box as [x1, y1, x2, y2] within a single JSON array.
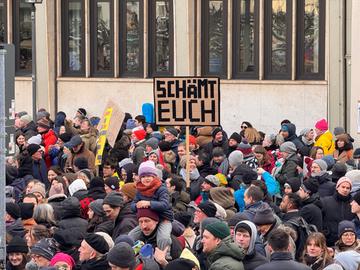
[[5, 107, 360, 270]]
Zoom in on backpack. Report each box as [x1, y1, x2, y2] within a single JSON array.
[[285, 216, 318, 260]]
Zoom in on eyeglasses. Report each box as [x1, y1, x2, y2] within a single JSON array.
[[342, 232, 355, 238], [241, 125, 248, 129]]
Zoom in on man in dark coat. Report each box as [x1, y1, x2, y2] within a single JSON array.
[[19, 114, 37, 139], [308, 159, 335, 197], [58, 197, 88, 235], [280, 123, 303, 152], [321, 176, 356, 246], [27, 144, 50, 189], [298, 179, 323, 231], [202, 127, 229, 159], [6, 202, 25, 238], [78, 233, 110, 270], [254, 228, 311, 270]]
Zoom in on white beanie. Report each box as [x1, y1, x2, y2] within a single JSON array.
[[228, 150, 244, 168], [68, 179, 87, 196]]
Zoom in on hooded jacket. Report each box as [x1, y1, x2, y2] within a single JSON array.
[[207, 236, 245, 270], [314, 131, 335, 155], [21, 121, 37, 140], [300, 194, 323, 231], [234, 221, 268, 270], [275, 153, 302, 187], [309, 173, 335, 198], [58, 197, 88, 235], [283, 123, 303, 151], [112, 201, 138, 239]]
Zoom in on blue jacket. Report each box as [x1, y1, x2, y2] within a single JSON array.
[[32, 159, 50, 189], [131, 184, 173, 221], [261, 171, 280, 196]]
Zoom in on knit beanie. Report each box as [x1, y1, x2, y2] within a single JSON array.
[[285, 177, 301, 193], [279, 141, 297, 154], [121, 183, 137, 200], [229, 132, 242, 144], [204, 221, 230, 240], [7, 236, 29, 254], [50, 252, 75, 268], [145, 138, 159, 150], [77, 108, 87, 117], [353, 148, 360, 159], [164, 258, 197, 270], [104, 177, 120, 191], [228, 150, 244, 168], [333, 127, 345, 136], [338, 220, 356, 237], [212, 147, 225, 157], [138, 161, 158, 177], [313, 159, 328, 171], [197, 201, 217, 218], [48, 182, 65, 198], [204, 175, 220, 187], [114, 235, 135, 247], [108, 243, 136, 269], [136, 208, 160, 222], [58, 133, 72, 143], [336, 176, 352, 189], [103, 192, 124, 207], [331, 163, 347, 181], [27, 143, 41, 156], [30, 238, 57, 261], [19, 202, 35, 220], [253, 206, 275, 225], [96, 232, 114, 250], [68, 179, 87, 196], [234, 222, 252, 235], [302, 178, 319, 195], [6, 202, 21, 220], [84, 233, 109, 254], [211, 127, 223, 138], [158, 141, 172, 152], [315, 118, 328, 131], [30, 184, 46, 199], [322, 155, 335, 170], [166, 127, 179, 137], [132, 127, 146, 141], [28, 135, 42, 145], [20, 114, 32, 124], [174, 212, 192, 228], [227, 212, 249, 227], [299, 128, 312, 137], [215, 173, 228, 186], [89, 177, 105, 189], [353, 191, 360, 205], [89, 199, 106, 217], [74, 157, 89, 170]]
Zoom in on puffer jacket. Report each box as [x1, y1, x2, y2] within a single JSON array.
[[207, 236, 245, 270], [275, 153, 302, 187], [314, 131, 335, 155], [283, 123, 303, 151], [309, 173, 335, 197], [234, 221, 268, 270], [321, 192, 355, 246], [80, 128, 98, 153], [41, 129, 58, 168]]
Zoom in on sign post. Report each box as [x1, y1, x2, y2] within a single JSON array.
[[153, 77, 220, 188]]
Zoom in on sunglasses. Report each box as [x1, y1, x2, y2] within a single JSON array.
[[241, 125, 248, 129]]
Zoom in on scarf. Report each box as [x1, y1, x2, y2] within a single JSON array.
[[302, 135, 314, 146], [311, 170, 327, 178], [136, 177, 162, 197]]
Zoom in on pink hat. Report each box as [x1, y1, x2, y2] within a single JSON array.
[[336, 176, 352, 189], [315, 118, 328, 131], [50, 252, 75, 269]]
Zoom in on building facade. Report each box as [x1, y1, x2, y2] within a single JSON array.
[[1, 0, 359, 141]]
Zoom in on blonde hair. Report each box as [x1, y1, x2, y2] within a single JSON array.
[[244, 127, 261, 145], [302, 232, 332, 267]]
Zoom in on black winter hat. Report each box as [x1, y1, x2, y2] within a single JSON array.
[[30, 238, 57, 261], [84, 233, 109, 254], [6, 202, 21, 220], [89, 199, 106, 217], [19, 203, 34, 220], [174, 212, 192, 228], [27, 144, 41, 156], [302, 178, 319, 195], [108, 242, 136, 268], [77, 108, 87, 117], [164, 258, 197, 270], [103, 192, 124, 207], [104, 177, 120, 191], [74, 157, 88, 170], [211, 127, 223, 138], [54, 229, 83, 250], [331, 163, 347, 181], [353, 148, 360, 159], [229, 132, 242, 144], [7, 236, 29, 254], [285, 177, 301, 193], [197, 201, 217, 218], [242, 170, 258, 185], [227, 212, 250, 227], [158, 141, 171, 152], [253, 206, 275, 225], [58, 133, 72, 143], [165, 127, 179, 137], [89, 177, 105, 189], [338, 220, 356, 237], [352, 191, 360, 205]]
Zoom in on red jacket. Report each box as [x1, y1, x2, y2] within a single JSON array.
[[41, 129, 57, 168]]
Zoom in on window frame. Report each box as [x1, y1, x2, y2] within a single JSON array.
[[119, 0, 144, 78], [296, 0, 325, 80], [201, 0, 228, 78], [90, 0, 114, 77], [264, 0, 292, 80], [61, 0, 86, 77], [13, 0, 32, 76], [148, 0, 174, 78], [0, 0, 7, 43], [232, 0, 259, 79]]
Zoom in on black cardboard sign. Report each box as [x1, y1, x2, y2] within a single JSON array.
[[153, 77, 220, 126]]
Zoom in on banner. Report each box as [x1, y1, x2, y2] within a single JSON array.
[[153, 77, 220, 126], [95, 101, 125, 166]]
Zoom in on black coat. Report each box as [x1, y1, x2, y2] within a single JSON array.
[[202, 135, 229, 158], [300, 194, 323, 231], [58, 197, 88, 235], [254, 252, 311, 270], [32, 159, 50, 189], [275, 154, 302, 187], [79, 256, 110, 270], [112, 202, 138, 240], [310, 174, 335, 198], [244, 251, 268, 270], [190, 175, 205, 201], [321, 192, 356, 246], [21, 121, 37, 139], [87, 187, 106, 200]]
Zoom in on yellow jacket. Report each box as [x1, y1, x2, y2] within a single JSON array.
[[314, 130, 335, 155]]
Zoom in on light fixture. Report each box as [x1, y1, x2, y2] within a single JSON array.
[[24, 0, 43, 3]]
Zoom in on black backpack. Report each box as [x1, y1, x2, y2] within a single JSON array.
[[285, 216, 318, 260]]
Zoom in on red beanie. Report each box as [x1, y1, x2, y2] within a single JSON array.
[[133, 128, 146, 141], [136, 208, 159, 222], [315, 118, 328, 131], [189, 135, 197, 145]]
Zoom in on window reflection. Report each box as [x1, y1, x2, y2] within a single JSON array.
[[126, 1, 140, 72], [155, 0, 170, 72], [0, 0, 6, 43], [19, 1, 32, 72], [239, 0, 255, 73], [208, 1, 224, 73], [271, 0, 287, 73], [68, 2, 82, 72], [304, 0, 319, 73], [96, 2, 111, 72]]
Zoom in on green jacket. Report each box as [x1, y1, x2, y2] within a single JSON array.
[[207, 236, 245, 270]]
